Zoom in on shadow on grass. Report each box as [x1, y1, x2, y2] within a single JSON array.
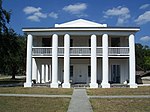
[[0, 77, 25, 85]]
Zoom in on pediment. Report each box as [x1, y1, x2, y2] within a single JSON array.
[[55, 19, 107, 27]]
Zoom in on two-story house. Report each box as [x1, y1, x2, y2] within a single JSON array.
[[22, 19, 140, 88]]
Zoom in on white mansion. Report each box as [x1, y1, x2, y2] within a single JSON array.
[[23, 19, 140, 88]]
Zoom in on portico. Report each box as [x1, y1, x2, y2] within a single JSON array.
[[23, 19, 140, 88]]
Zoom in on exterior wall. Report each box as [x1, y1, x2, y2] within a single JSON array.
[[33, 36, 42, 47], [33, 35, 129, 47]]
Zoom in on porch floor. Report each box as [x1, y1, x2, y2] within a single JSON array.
[[32, 83, 129, 88]]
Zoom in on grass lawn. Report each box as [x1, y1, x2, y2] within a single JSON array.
[[0, 96, 70, 112], [90, 98, 150, 112], [87, 86, 150, 96], [0, 87, 73, 95]]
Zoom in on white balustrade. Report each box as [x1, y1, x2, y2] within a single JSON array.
[[58, 47, 64, 56], [108, 47, 129, 55], [97, 47, 102, 56], [32, 47, 129, 56], [70, 47, 91, 56], [32, 47, 52, 56]]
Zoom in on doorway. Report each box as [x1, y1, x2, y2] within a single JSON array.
[[111, 65, 120, 83], [74, 64, 88, 84]]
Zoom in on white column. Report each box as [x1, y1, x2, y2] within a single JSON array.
[[101, 34, 110, 88], [45, 64, 49, 82], [49, 65, 52, 82], [129, 34, 137, 88], [90, 34, 98, 88], [51, 34, 58, 88], [41, 64, 45, 83], [32, 58, 37, 81], [24, 34, 33, 87], [62, 34, 71, 88], [37, 64, 41, 83]]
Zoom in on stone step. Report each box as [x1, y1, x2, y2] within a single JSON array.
[[111, 84, 129, 88], [33, 83, 50, 87]]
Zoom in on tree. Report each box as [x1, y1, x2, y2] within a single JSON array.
[[0, 29, 26, 79], [0, 0, 11, 35], [135, 43, 145, 70], [0, 0, 26, 79], [135, 43, 150, 71]]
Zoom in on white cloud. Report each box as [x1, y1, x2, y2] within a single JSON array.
[[103, 6, 130, 25], [26, 12, 47, 22], [139, 4, 150, 9], [23, 6, 59, 22], [135, 11, 150, 25], [49, 12, 58, 19], [34, 12, 47, 18], [27, 15, 40, 22], [140, 36, 150, 42], [23, 6, 41, 14], [63, 3, 87, 16]]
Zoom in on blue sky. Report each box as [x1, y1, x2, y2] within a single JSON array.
[[3, 0, 150, 46]]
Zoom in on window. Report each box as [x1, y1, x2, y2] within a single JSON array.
[[111, 38, 120, 47], [70, 66, 73, 77], [42, 38, 52, 47], [70, 39, 73, 47], [89, 39, 91, 47], [88, 65, 91, 77]]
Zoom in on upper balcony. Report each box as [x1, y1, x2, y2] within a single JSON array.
[[32, 47, 129, 57], [32, 34, 130, 57]]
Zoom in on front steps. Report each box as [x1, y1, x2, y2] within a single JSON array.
[[111, 84, 129, 88], [72, 84, 90, 88]]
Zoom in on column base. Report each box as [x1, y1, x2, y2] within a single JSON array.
[[90, 83, 98, 88], [62, 83, 71, 88], [51, 83, 58, 88], [129, 83, 138, 88], [101, 83, 110, 88], [41, 80, 45, 83], [24, 82, 32, 87]]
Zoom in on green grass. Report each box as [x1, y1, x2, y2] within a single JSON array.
[[90, 98, 150, 112], [0, 87, 73, 95], [87, 86, 150, 96], [0, 96, 70, 112]]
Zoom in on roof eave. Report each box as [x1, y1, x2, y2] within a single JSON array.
[[22, 27, 140, 32]]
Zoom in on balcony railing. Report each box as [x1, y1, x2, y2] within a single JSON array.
[[58, 47, 64, 56], [70, 47, 91, 56], [97, 47, 102, 56], [32, 47, 52, 56], [108, 47, 129, 55], [32, 47, 129, 56]]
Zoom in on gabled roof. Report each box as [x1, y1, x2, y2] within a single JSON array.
[[55, 19, 107, 27]]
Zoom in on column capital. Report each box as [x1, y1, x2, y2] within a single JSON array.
[[64, 34, 70, 37], [52, 34, 58, 37], [102, 34, 108, 37], [91, 34, 96, 37]]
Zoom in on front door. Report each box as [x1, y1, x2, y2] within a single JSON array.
[[111, 65, 120, 83], [74, 64, 88, 84]]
